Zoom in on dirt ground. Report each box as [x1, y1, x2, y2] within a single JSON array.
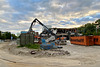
[[0, 41, 100, 67]]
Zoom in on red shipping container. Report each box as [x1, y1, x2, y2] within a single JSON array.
[[70, 36, 94, 46], [94, 36, 100, 45]]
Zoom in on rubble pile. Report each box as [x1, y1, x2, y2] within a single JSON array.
[[1, 42, 70, 57], [33, 49, 70, 57]]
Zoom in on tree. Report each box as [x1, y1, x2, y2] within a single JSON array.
[[95, 19, 100, 33], [5, 32, 11, 39], [0, 31, 1, 39], [78, 26, 85, 33], [1, 34, 6, 40], [95, 19, 100, 24], [11, 34, 17, 39], [78, 23, 96, 35], [0, 31, 17, 40]]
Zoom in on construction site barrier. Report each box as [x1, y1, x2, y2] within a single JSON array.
[[94, 36, 100, 45], [70, 36, 94, 46]]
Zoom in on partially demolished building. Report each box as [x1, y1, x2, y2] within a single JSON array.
[[41, 28, 77, 40]]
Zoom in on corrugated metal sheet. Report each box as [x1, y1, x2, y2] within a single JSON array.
[[20, 33, 34, 45]]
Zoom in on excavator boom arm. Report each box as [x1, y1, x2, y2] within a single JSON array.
[[28, 18, 56, 36]]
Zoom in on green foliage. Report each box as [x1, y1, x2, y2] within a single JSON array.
[[1, 34, 6, 40], [95, 19, 100, 24], [18, 43, 40, 49], [0, 31, 1, 39], [93, 31, 100, 35], [78, 23, 96, 35], [25, 43, 40, 49], [0, 31, 17, 40], [11, 34, 17, 39], [5, 32, 11, 39]]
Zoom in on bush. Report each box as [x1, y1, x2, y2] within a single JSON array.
[[17, 43, 40, 49], [93, 32, 100, 35]]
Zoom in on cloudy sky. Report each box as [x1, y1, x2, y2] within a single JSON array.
[[0, 0, 100, 34]]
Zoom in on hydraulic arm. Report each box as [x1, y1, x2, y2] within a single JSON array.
[[28, 18, 55, 36]]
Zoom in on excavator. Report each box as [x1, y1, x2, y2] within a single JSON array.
[[28, 18, 62, 49]]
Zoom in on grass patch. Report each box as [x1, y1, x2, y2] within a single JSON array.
[[17, 43, 40, 49]]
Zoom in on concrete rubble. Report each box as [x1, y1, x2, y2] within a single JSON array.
[[1, 41, 70, 57]]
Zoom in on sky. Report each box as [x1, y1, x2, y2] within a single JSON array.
[[0, 0, 100, 34]]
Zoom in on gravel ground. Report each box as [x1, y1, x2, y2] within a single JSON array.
[[1, 41, 100, 67], [0, 41, 70, 57]]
